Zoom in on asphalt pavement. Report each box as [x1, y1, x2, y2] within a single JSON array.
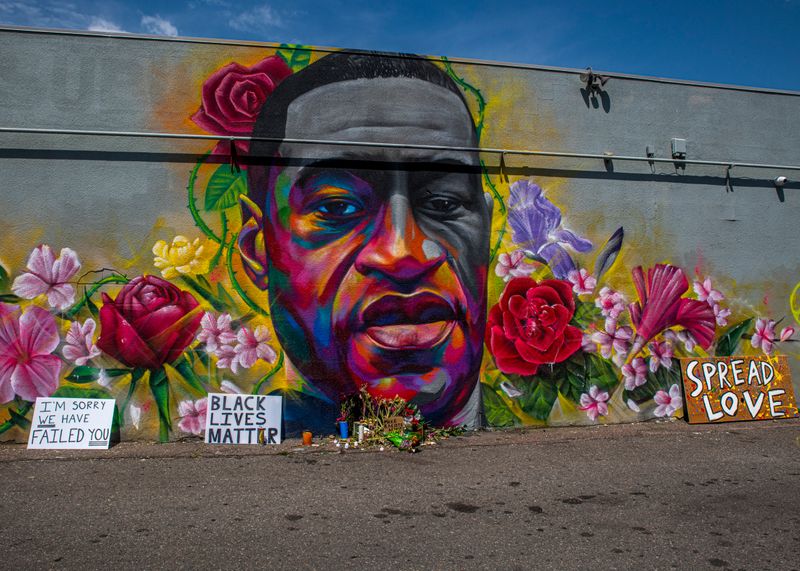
[[2, 419, 800, 570]]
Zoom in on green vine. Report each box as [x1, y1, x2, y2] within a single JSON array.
[[441, 56, 487, 141], [208, 212, 229, 270], [63, 275, 130, 319], [225, 235, 269, 317], [481, 159, 506, 215], [252, 351, 284, 395], [187, 151, 222, 244]]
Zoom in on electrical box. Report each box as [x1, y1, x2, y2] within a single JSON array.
[[671, 138, 687, 159]]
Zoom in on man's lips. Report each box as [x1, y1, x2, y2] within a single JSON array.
[[359, 292, 458, 350]]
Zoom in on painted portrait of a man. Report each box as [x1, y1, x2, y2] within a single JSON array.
[[237, 52, 493, 432]]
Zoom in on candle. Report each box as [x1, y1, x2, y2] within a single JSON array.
[[302, 431, 312, 446]]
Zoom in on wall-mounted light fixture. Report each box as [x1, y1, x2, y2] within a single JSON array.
[[579, 67, 609, 95]]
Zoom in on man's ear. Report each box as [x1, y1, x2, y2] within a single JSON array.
[[238, 195, 268, 290], [484, 192, 495, 218]]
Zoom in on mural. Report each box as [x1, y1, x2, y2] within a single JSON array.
[[0, 42, 797, 442]]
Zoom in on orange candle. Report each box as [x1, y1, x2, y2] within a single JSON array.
[[302, 431, 312, 446]]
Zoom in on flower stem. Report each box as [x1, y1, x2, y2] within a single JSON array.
[[63, 275, 130, 319], [225, 234, 269, 317], [179, 276, 225, 312], [187, 152, 222, 244], [252, 351, 284, 395], [120, 368, 144, 428], [208, 212, 228, 270], [481, 160, 506, 215]]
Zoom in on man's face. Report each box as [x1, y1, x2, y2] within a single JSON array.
[[260, 77, 491, 423]]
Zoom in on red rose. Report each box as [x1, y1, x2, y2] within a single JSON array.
[[97, 276, 202, 369], [486, 277, 582, 376], [191, 55, 292, 154]]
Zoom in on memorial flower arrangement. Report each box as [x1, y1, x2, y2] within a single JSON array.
[[481, 179, 797, 427]]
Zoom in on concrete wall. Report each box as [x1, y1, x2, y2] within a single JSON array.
[[1, 28, 798, 441]]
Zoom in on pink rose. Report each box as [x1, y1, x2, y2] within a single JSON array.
[[192, 55, 292, 155], [97, 276, 202, 369]]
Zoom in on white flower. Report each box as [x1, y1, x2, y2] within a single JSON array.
[[62, 318, 102, 366], [11, 245, 81, 309]]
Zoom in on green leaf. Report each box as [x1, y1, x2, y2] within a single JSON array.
[[203, 165, 248, 211], [0, 293, 20, 303], [715, 318, 754, 357], [83, 288, 99, 318], [105, 369, 131, 378], [558, 355, 588, 403], [51, 386, 119, 434], [529, 382, 558, 421], [584, 354, 619, 392], [482, 387, 516, 427], [173, 356, 206, 394], [66, 366, 101, 383], [149, 368, 171, 443], [0, 263, 9, 292], [276, 43, 312, 72], [571, 301, 602, 330], [8, 407, 31, 429]]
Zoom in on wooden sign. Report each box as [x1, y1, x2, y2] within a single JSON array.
[[384, 416, 405, 432], [28, 398, 115, 449], [680, 355, 798, 423]]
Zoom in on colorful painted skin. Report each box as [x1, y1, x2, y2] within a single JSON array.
[[0, 40, 797, 442]]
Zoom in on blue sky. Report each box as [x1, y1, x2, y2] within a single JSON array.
[[1, 0, 799, 91]]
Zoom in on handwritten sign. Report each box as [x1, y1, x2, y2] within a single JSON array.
[[680, 355, 798, 423], [28, 398, 115, 449], [204, 393, 282, 445]]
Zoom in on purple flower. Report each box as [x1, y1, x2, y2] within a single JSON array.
[[507, 180, 592, 279]]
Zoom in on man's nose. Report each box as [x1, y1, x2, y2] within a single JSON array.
[[354, 191, 446, 284]]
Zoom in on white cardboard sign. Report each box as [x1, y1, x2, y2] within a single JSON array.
[[204, 393, 282, 445], [27, 398, 115, 449]]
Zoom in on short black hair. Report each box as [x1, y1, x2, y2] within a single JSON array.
[[246, 51, 477, 208]]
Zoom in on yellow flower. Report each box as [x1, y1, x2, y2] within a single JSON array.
[[152, 236, 215, 279]]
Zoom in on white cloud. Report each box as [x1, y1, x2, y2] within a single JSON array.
[[228, 3, 283, 32], [87, 16, 124, 33], [141, 14, 178, 37]]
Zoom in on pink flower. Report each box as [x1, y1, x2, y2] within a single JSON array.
[[628, 264, 716, 358], [177, 398, 208, 436], [622, 357, 648, 390], [590, 319, 632, 360], [214, 343, 239, 373], [712, 304, 731, 327], [11, 245, 81, 310], [234, 325, 277, 369], [648, 340, 674, 372], [693, 277, 724, 305], [62, 318, 101, 366], [653, 384, 683, 417], [0, 304, 62, 403], [676, 330, 696, 352], [595, 287, 626, 320], [579, 385, 609, 421], [494, 250, 537, 281], [197, 312, 237, 353], [567, 268, 596, 296], [751, 318, 775, 354], [581, 332, 597, 353], [780, 326, 796, 343]]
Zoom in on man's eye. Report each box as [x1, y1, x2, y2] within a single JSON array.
[[418, 195, 466, 217], [428, 198, 459, 212], [316, 199, 362, 218]]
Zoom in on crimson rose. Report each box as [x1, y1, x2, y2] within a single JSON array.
[[191, 55, 291, 154], [486, 277, 582, 375], [97, 276, 202, 369]]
